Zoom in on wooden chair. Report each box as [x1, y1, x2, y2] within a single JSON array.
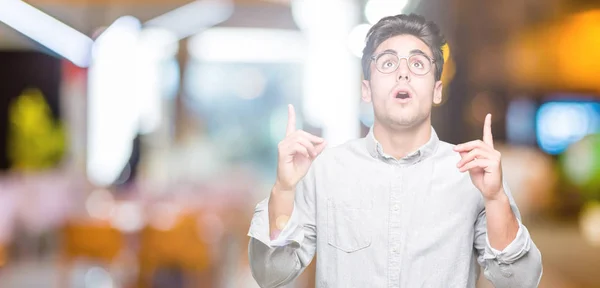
[[59, 220, 125, 287], [137, 213, 213, 288]]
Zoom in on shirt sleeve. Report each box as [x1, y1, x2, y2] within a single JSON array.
[[483, 218, 528, 263], [473, 181, 543, 288], [247, 162, 319, 288], [247, 196, 304, 247]]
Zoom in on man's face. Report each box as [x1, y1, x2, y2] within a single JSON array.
[[362, 34, 442, 129]]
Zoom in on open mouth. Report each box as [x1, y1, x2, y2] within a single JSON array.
[[391, 86, 414, 102], [396, 92, 410, 99]]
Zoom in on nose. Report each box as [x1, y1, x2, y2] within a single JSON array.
[[397, 58, 410, 82]]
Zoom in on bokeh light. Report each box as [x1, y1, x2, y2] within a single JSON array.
[[364, 0, 410, 25], [580, 201, 600, 247], [536, 101, 600, 155], [561, 134, 600, 198]]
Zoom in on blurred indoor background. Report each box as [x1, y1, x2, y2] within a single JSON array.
[[0, 0, 599, 287]]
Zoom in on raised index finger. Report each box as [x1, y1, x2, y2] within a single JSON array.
[[286, 104, 296, 136], [483, 113, 494, 149]]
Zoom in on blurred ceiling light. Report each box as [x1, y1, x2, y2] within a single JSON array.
[[0, 0, 93, 67], [290, 0, 318, 31], [291, 0, 361, 145], [135, 28, 176, 135], [365, 0, 410, 25], [88, 17, 181, 187], [188, 28, 306, 62], [348, 23, 372, 58], [145, 0, 233, 40], [92, 16, 142, 59], [87, 16, 142, 187], [292, 0, 357, 32], [137, 27, 179, 60]]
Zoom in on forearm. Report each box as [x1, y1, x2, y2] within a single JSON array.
[[268, 182, 295, 240], [477, 186, 543, 287], [484, 189, 519, 251]]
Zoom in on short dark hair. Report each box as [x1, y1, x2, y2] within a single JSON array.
[[361, 13, 446, 81]]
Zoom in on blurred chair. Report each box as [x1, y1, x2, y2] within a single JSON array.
[[0, 243, 7, 268], [59, 220, 125, 287], [137, 212, 212, 288]]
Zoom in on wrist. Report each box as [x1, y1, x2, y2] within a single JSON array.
[[270, 182, 296, 208], [483, 188, 508, 205], [273, 180, 295, 194]]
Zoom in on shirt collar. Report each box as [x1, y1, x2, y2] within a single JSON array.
[[365, 125, 439, 164]]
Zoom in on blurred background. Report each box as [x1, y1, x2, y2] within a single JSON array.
[[0, 0, 599, 287]]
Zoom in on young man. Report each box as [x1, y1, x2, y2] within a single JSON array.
[[247, 14, 542, 288]]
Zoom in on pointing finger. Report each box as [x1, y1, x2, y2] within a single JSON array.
[[286, 104, 296, 136], [483, 113, 494, 149]]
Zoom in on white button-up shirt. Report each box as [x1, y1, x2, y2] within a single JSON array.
[[248, 126, 543, 288]]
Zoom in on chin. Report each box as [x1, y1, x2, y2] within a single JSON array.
[[391, 120, 417, 128], [385, 116, 416, 127], [390, 112, 417, 124], [389, 114, 427, 129]]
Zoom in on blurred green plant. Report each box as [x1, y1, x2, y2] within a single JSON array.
[[560, 133, 600, 201], [7, 88, 66, 171]]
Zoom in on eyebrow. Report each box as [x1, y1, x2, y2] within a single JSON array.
[[377, 49, 431, 58], [409, 49, 428, 56]]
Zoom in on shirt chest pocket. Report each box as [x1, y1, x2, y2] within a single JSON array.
[[326, 196, 373, 253]]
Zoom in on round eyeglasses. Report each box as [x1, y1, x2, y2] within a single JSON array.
[[370, 52, 435, 76]]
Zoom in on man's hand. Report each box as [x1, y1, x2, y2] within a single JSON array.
[[454, 114, 504, 201], [269, 104, 326, 240], [275, 104, 327, 192]]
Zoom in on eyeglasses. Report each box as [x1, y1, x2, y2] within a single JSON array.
[[370, 52, 435, 76]]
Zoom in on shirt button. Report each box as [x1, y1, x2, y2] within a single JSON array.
[[392, 246, 399, 253], [393, 205, 400, 211]]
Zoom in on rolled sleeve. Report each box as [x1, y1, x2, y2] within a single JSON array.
[[247, 197, 305, 247], [483, 218, 531, 264]]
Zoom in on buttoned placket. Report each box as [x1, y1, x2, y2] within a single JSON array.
[[378, 146, 423, 288]]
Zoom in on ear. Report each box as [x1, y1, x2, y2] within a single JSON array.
[[433, 80, 443, 105], [361, 80, 372, 103]]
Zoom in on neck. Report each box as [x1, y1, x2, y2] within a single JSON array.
[[373, 118, 432, 160]]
